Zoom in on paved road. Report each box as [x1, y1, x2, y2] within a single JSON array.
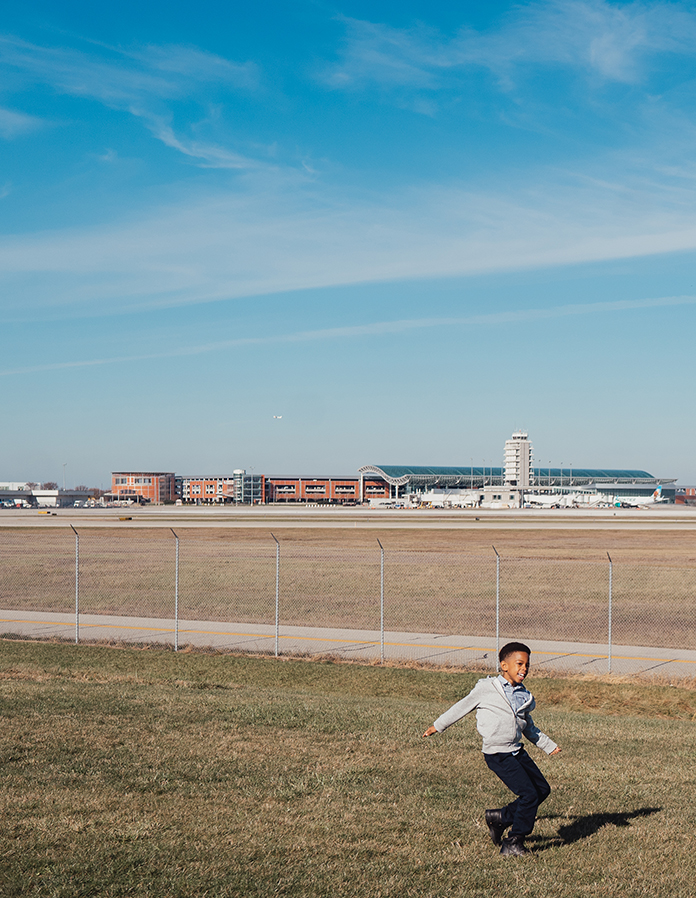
[[1, 505, 696, 529], [2, 609, 695, 679]]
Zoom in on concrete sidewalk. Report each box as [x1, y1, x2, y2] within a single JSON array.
[[2, 609, 695, 678]]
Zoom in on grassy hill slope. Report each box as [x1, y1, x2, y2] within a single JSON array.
[[1, 641, 695, 897]]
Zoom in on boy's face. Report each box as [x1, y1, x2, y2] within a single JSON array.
[[500, 651, 530, 686]]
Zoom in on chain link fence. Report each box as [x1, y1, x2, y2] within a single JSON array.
[[1, 528, 695, 674]]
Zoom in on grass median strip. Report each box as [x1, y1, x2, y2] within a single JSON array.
[[1, 640, 696, 897]]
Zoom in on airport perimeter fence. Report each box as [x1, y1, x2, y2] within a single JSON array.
[[0, 527, 694, 674]]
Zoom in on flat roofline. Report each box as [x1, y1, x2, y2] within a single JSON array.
[[112, 472, 175, 476], [267, 475, 363, 479]]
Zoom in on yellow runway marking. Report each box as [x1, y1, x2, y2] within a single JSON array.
[[0, 616, 693, 665]]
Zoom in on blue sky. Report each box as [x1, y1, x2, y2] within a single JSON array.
[[2, 0, 696, 487]]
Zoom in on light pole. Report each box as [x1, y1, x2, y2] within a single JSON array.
[[62, 463, 67, 491]]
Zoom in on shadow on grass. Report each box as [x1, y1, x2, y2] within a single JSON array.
[[531, 807, 661, 849]]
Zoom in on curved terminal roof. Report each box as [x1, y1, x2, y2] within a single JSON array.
[[359, 465, 503, 486], [534, 468, 655, 480], [359, 464, 670, 488]]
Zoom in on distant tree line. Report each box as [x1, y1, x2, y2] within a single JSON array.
[[22, 482, 103, 495]]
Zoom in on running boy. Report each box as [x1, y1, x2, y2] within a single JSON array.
[[423, 642, 561, 857]]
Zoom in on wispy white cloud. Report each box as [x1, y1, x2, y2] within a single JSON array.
[[324, 19, 442, 90], [0, 35, 176, 103], [0, 33, 261, 165], [0, 35, 257, 102], [324, 1, 696, 92], [130, 44, 257, 87], [3, 159, 696, 320], [461, 0, 696, 84], [2, 292, 693, 377], [0, 105, 44, 138], [145, 118, 265, 169], [4, 6, 696, 323]]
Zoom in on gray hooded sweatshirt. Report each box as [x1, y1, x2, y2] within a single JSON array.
[[433, 676, 558, 756]]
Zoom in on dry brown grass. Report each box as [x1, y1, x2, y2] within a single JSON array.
[[159, 523, 696, 562], [1, 526, 695, 650], [2, 641, 696, 898]]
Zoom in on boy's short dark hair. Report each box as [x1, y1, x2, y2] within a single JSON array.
[[499, 641, 531, 663]]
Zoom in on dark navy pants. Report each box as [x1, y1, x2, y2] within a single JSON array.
[[484, 748, 551, 838]]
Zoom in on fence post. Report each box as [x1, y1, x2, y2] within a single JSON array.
[[492, 545, 500, 663], [377, 539, 384, 663], [171, 529, 179, 652], [607, 552, 613, 674], [70, 525, 79, 644], [271, 533, 280, 657]]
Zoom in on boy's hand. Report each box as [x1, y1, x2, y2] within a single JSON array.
[[550, 746, 561, 755], [422, 725, 437, 738]]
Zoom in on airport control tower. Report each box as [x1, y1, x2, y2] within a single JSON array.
[[504, 431, 533, 488]]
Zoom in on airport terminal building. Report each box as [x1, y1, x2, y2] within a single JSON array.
[[358, 464, 676, 507], [359, 432, 676, 507], [104, 432, 676, 507]]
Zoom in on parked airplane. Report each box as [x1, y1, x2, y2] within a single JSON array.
[[612, 486, 665, 508], [523, 493, 561, 508], [565, 489, 665, 509], [525, 487, 665, 509]]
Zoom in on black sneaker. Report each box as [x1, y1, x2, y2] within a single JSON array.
[[484, 809, 506, 846]]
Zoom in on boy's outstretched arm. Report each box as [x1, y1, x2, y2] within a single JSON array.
[[422, 682, 484, 739], [550, 746, 561, 755]]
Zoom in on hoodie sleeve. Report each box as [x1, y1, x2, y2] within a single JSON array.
[[522, 713, 558, 754], [432, 679, 485, 733]]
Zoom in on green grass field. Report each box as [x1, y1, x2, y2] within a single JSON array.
[[2, 640, 696, 897]]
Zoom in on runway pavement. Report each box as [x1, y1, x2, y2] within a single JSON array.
[[1, 504, 696, 530], [2, 609, 695, 679]]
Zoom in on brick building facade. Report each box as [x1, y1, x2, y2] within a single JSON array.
[[110, 472, 176, 504]]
